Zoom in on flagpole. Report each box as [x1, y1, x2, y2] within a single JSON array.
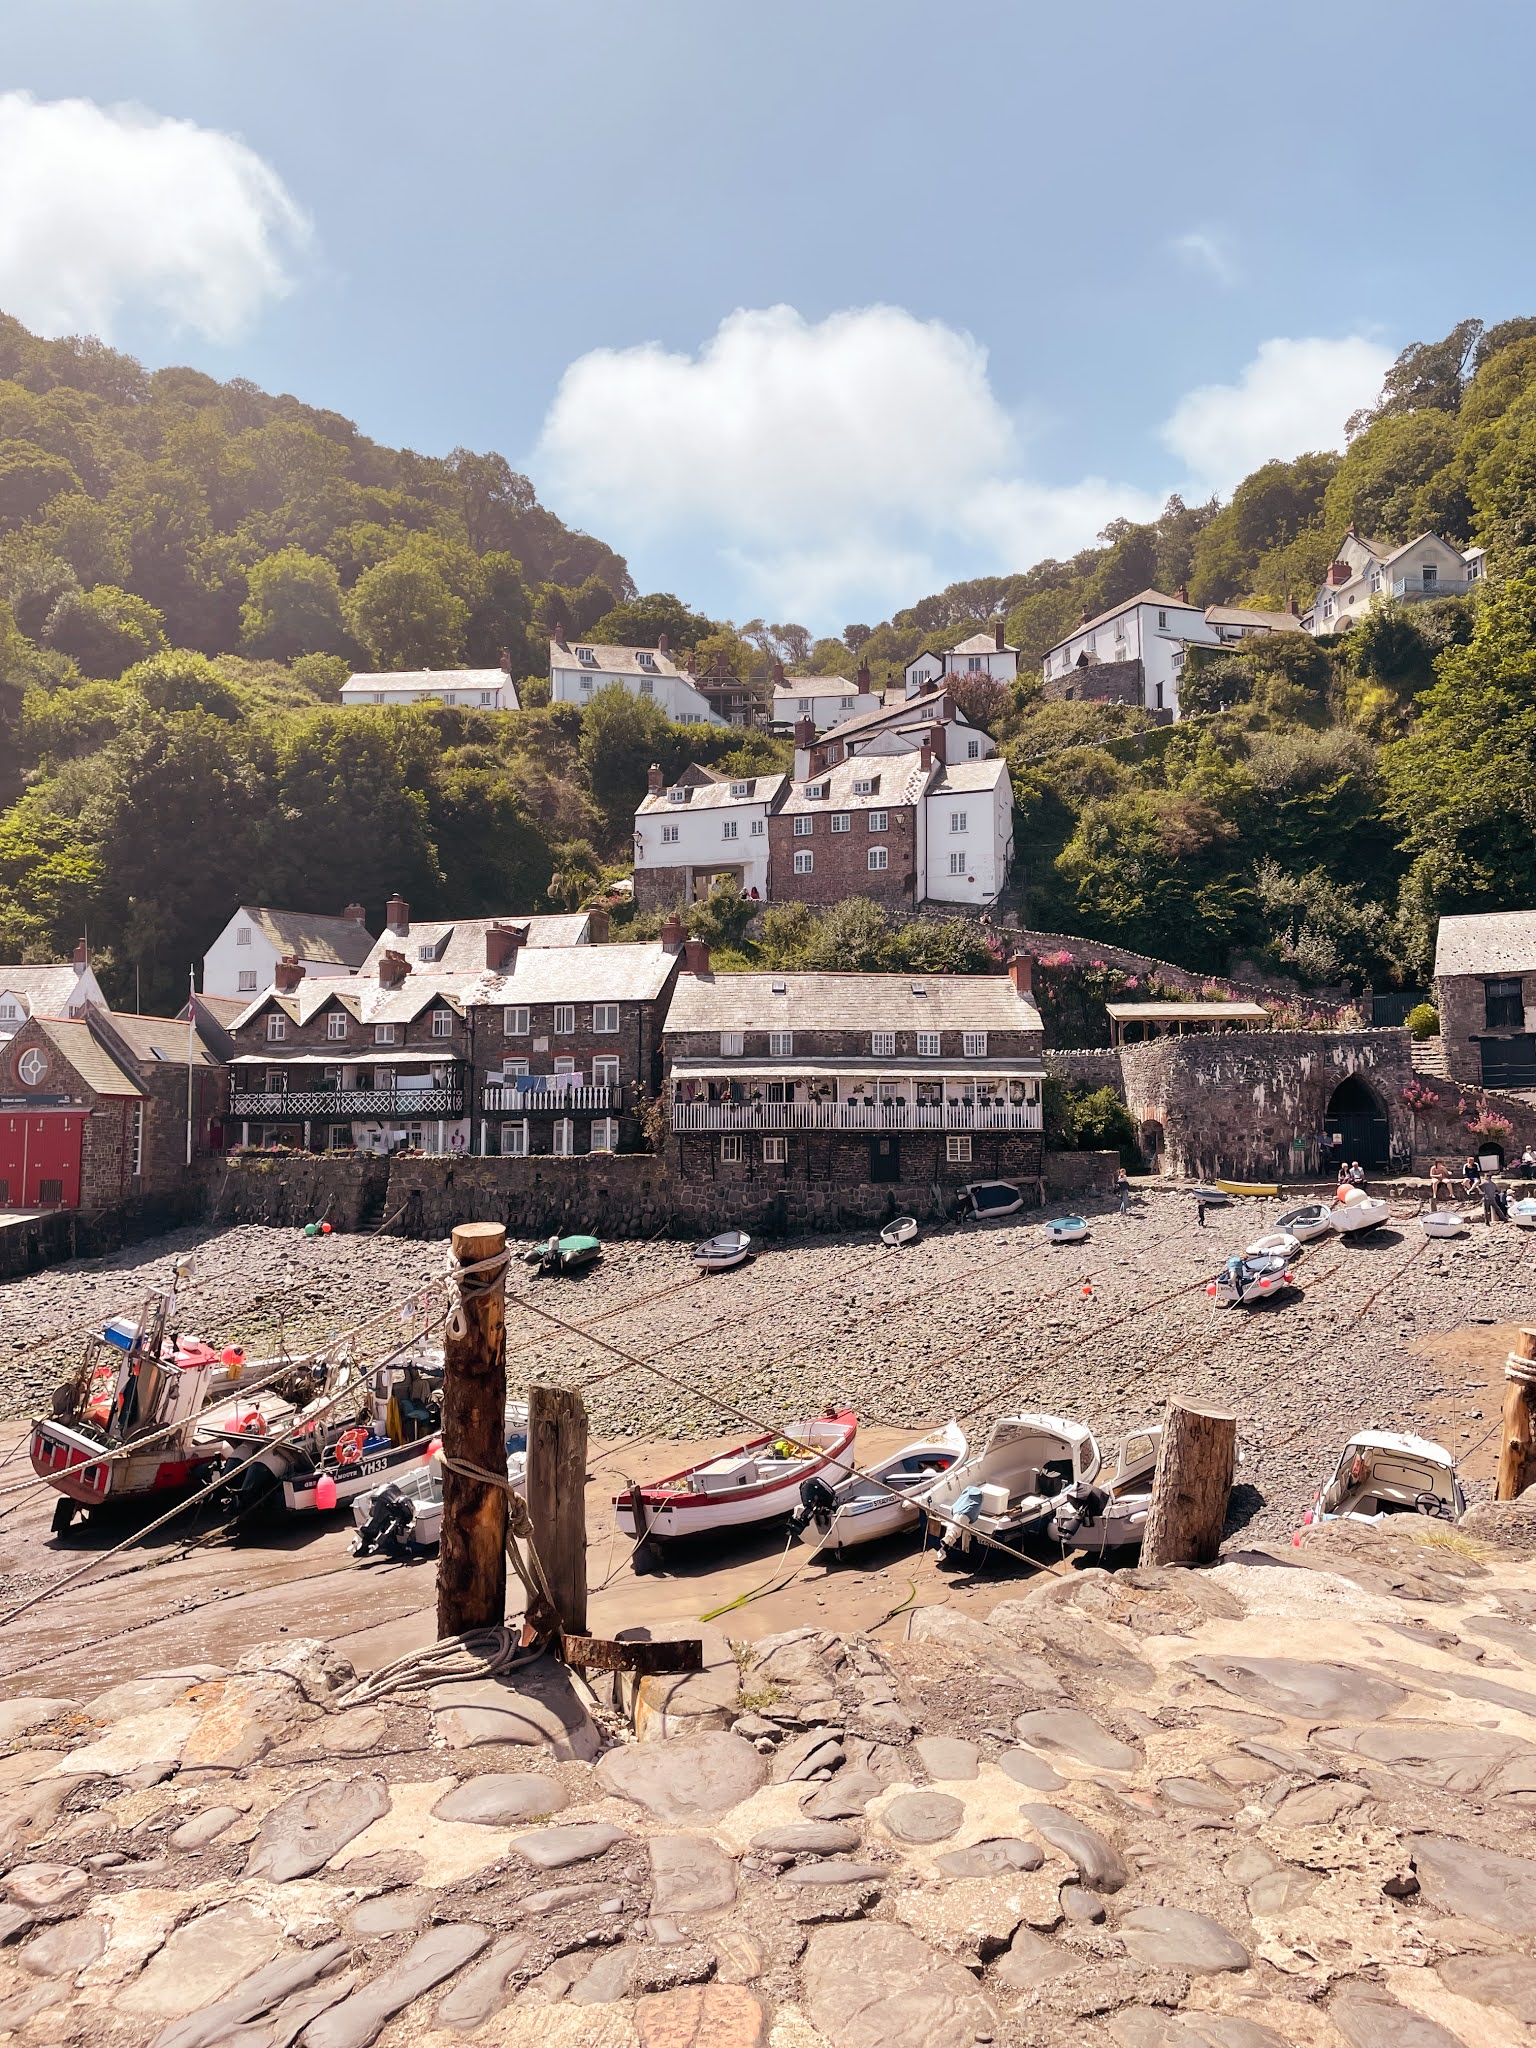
[[186, 965, 196, 1167]]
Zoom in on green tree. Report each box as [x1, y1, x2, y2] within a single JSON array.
[[586, 591, 714, 652], [688, 878, 757, 953], [239, 547, 348, 659], [1056, 788, 1244, 968], [344, 551, 467, 668], [122, 649, 244, 720], [290, 652, 351, 699], [578, 684, 673, 829], [43, 584, 166, 678], [0, 443, 79, 529]]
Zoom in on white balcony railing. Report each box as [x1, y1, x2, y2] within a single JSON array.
[[483, 1084, 614, 1113], [670, 1099, 1041, 1132]]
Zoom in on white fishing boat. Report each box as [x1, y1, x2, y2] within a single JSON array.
[[1247, 1230, 1303, 1261], [965, 1181, 1023, 1220], [1050, 1425, 1162, 1555], [1510, 1197, 1536, 1230], [692, 1230, 752, 1272], [1044, 1214, 1089, 1243], [881, 1216, 919, 1248], [353, 1400, 528, 1558], [1191, 1184, 1232, 1206], [612, 1408, 858, 1543], [1330, 1186, 1391, 1234], [790, 1421, 965, 1554], [1420, 1209, 1468, 1238], [1207, 1250, 1297, 1308], [920, 1413, 1100, 1562], [1301, 1429, 1464, 1529], [1274, 1202, 1334, 1243]]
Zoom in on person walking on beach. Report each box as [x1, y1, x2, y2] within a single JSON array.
[[1196, 1195, 1207, 1227], [1480, 1171, 1508, 1224], [1117, 1168, 1132, 1216], [1430, 1158, 1451, 1210]]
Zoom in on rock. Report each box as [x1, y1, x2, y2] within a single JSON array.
[[880, 1791, 965, 1845], [598, 1731, 769, 1821], [331, 1850, 424, 1891], [934, 1838, 1043, 1878], [516, 1954, 590, 2006], [780, 1860, 888, 1886], [1106, 2013, 1188, 2048], [913, 1736, 979, 1781], [1183, 1655, 1406, 1722], [649, 1834, 737, 1913], [1438, 1952, 1536, 2022], [1270, 1780, 1367, 1826], [567, 1948, 632, 2005], [0, 1904, 35, 1944], [1118, 1905, 1250, 1973], [119, 1903, 282, 2018], [290, 1707, 391, 1758], [626, 1620, 742, 1741], [1329, 1994, 1467, 2048], [18, 1915, 107, 1978], [629, 1944, 719, 1993], [800, 1770, 883, 1819], [1414, 1834, 1536, 1932], [434, 1936, 531, 2028], [429, 1774, 566, 1826], [306, 1926, 491, 2048], [508, 1822, 628, 1869], [1060, 1884, 1106, 1923], [772, 1731, 845, 1783], [0, 1699, 78, 1746], [2, 1864, 88, 1912], [750, 1823, 860, 1854], [168, 1805, 243, 1851], [431, 1656, 603, 1761], [521, 1881, 606, 1916], [1316, 1720, 1536, 1796], [349, 1891, 430, 1936], [998, 1747, 1065, 1792], [1019, 1805, 1129, 1892], [635, 1983, 766, 2048], [1159, 1777, 1239, 1813], [235, 1636, 355, 1700], [244, 1775, 391, 1883], [906, 1606, 1061, 1689], [993, 1924, 1072, 1990], [1014, 1709, 1140, 1771], [177, 1674, 316, 1771], [1248, 1866, 1323, 1915], [87, 1673, 215, 1721], [803, 1921, 999, 2047], [987, 1599, 1157, 1694], [1181, 2020, 1291, 2048], [51, 1708, 199, 1780]]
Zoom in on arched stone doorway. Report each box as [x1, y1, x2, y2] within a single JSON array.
[[1325, 1074, 1389, 1169], [1140, 1119, 1165, 1168]]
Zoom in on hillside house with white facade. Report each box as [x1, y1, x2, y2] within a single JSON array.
[[340, 664, 519, 709], [1300, 530, 1485, 635], [1041, 589, 1216, 719], [632, 765, 788, 912], [922, 757, 1014, 907], [0, 948, 106, 1044], [202, 907, 376, 1003], [548, 633, 721, 723], [903, 621, 1019, 697], [771, 669, 881, 731]]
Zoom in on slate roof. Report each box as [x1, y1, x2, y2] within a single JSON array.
[[240, 909, 376, 970], [28, 1018, 144, 1097], [96, 1011, 220, 1068], [949, 632, 1018, 656], [782, 755, 930, 814], [549, 640, 687, 680], [637, 775, 787, 817], [821, 687, 957, 748], [342, 669, 510, 696], [928, 758, 1009, 797], [0, 964, 83, 1017], [1205, 606, 1302, 633], [664, 971, 1043, 1036], [1434, 911, 1536, 979], [1104, 1001, 1270, 1023], [357, 914, 590, 976], [1053, 590, 1202, 642]]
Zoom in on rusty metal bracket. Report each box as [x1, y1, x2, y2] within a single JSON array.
[[558, 1634, 704, 1675]]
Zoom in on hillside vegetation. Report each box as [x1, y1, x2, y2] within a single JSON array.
[[2, 314, 1535, 1007]]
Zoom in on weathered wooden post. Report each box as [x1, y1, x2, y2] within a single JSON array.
[[1141, 1396, 1237, 1567], [437, 1221, 508, 1639], [1496, 1328, 1536, 1501], [528, 1385, 588, 1636]]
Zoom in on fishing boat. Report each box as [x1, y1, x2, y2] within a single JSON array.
[[1247, 1229, 1303, 1261], [1330, 1186, 1391, 1235], [1216, 1179, 1280, 1198], [1207, 1250, 1297, 1308], [1044, 1215, 1089, 1243], [790, 1421, 965, 1554], [1421, 1209, 1468, 1238], [881, 1216, 919, 1248], [1510, 1197, 1536, 1230], [612, 1408, 858, 1543], [1190, 1184, 1232, 1206], [1050, 1425, 1162, 1556], [1274, 1202, 1334, 1243], [352, 1400, 529, 1559], [964, 1181, 1023, 1220], [919, 1413, 1100, 1563], [527, 1233, 602, 1276], [1300, 1429, 1464, 1529], [692, 1230, 752, 1272]]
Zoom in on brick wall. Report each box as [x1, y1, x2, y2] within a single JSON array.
[[766, 805, 917, 908]]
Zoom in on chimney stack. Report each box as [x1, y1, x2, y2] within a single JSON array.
[[1078, 608, 1090, 626], [657, 632, 669, 656], [385, 893, 409, 933], [661, 912, 685, 955], [484, 922, 525, 973], [585, 905, 609, 944], [994, 618, 1005, 652], [683, 938, 711, 975], [647, 762, 665, 796], [920, 737, 932, 775], [554, 616, 568, 649], [1176, 584, 1189, 604], [794, 715, 815, 748], [274, 953, 304, 993], [1288, 595, 1300, 616], [343, 902, 367, 924], [856, 660, 871, 691], [377, 949, 410, 988], [1008, 952, 1035, 996], [774, 659, 785, 686], [499, 646, 512, 675], [72, 936, 89, 967]]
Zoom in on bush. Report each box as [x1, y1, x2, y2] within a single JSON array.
[[1405, 1001, 1440, 1039]]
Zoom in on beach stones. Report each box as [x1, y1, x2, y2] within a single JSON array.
[[1317, 1721, 1536, 1796], [17, 1916, 107, 1979], [879, 1792, 965, 1845], [1, 1867, 88, 1913], [780, 1861, 888, 1886], [1019, 1804, 1129, 1891], [1184, 1656, 1406, 1722], [1159, 1777, 1239, 1813], [307, 1927, 490, 2048], [507, 1823, 627, 1869], [168, 1806, 243, 1851], [1414, 1834, 1536, 1932], [750, 1823, 860, 1855], [635, 1985, 766, 2048], [802, 1922, 999, 2047], [1329, 1995, 1466, 2048], [118, 1903, 282, 2019], [993, 1925, 1071, 1990], [1118, 1905, 1250, 1973], [429, 1775, 565, 1826], [648, 1835, 736, 1913], [434, 1937, 531, 2028], [596, 1731, 767, 1821], [800, 1770, 883, 1819], [1014, 1709, 1140, 1771], [1438, 1952, 1536, 2022], [998, 1748, 1065, 1792], [934, 1837, 1043, 1878], [244, 1775, 391, 1883], [913, 1736, 978, 1781]]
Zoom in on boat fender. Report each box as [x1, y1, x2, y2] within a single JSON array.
[[233, 1410, 266, 1435]]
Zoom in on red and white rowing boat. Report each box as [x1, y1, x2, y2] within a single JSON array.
[[613, 1408, 857, 1543]]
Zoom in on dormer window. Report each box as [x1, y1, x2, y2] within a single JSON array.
[[637, 650, 657, 670], [730, 781, 750, 798], [852, 776, 877, 795], [807, 782, 828, 800], [668, 786, 689, 804], [577, 647, 598, 666]]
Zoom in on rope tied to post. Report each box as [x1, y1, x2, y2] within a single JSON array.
[[436, 1446, 563, 1642], [442, 1242, 512, 1340]]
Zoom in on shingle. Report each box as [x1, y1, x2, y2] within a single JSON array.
[[637, 775, 787, 816], [0, 964, 80, 1016], [1435, 911, 1536, 978], [664, 971, 1042, 1035], [99, 1011, 219, 1066], [357, 913, 590, 977], [242, 908, 376, 970], [30, 1018, 144, 1096], [550, 639, 686, 680]]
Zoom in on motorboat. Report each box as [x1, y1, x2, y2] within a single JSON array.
[[1050, 1425, 1162, 1556], [964, 1181, 1023, 1220], [527, 1233, 602, 1275], [1191, 1184, 1232, 1206], [1330, 1186, 1391, 1235], [1301, 1429, 1464, 1529], [693, 1230, 752, 1272], [612, 1408, 858, 1543], [919, 1413, 1100, 1563], [1247, 1230, 1303, 1261], [1045, 1215, 1089, 1244], [353, 1399, 529, 1559], [1421, 1209, 1468, 1239], [1208, 1251, 1297, 1308], [1274, 1202, 1334, 1243], [1510, 1197, 1536, 1230], [1216, 1179, 1280, 1198], [881, 1216, 919, 1248], [790, 1421, 965, 1554]]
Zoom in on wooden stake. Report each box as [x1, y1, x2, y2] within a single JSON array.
[[528, 1384, 588, 1635], [437, 1221, 508, 1639], [1496, 1327, 1536, 1503], [1141, 1396, 1236, 1567]]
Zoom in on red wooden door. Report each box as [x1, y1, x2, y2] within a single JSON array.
[[0, 1113, 82, 1209]]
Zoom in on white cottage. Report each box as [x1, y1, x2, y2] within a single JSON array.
[[202, 907, 376, 1002], [548, 633, 721, 723]]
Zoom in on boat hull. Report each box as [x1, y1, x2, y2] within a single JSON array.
[[29, 1418, 215, 1507], [1216, 1180, 1279, 1198], [796, 1422, 966, 1554], [1331, 1199, 1391, 1234], [614, 1414, 858, 1541]]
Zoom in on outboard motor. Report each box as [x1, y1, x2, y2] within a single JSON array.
[[352, 1482, 415, 1558], [790, 1473, 838, 1537]]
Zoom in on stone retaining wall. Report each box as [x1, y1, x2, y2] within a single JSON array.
[[0, 1182, 209, 1280], [210, 1156, 390, 1231]]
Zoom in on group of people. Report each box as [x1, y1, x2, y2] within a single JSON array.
[[1429, 1155, 1510, 1222], [1335, 1160, 1368, 1190]]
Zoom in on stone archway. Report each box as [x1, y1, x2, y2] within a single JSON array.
[[1325, 1074, 1389, 1169], [1140, 1119, 1165, 1168]]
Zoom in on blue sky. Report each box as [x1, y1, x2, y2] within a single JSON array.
[[0, 1, 1523, 631]]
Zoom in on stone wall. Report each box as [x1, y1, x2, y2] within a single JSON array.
[[1042, 658, 1146, 708], [0, 1181, 209, 1280], [211, 1155, 390, 1231], [1048, 1049, 1125, 1091], [1043, 1149, 1120, 1196], [384, 1152, 674, 1240], [1436, 968, 1536, 1087]]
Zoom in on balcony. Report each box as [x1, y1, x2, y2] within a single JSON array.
[[670, 1098, 1041, 1132], [232, 1088, 465, 1119], [1390, 576, 1462, 601], [483, 1084, 615, 1113]]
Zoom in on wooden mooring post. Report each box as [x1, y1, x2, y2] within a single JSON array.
[[1496, 1327, 1536, 1502], [528, 1385, 588, 1636], [1141, 1396, 1237, 1567], [437, 1221, 509, 1639]]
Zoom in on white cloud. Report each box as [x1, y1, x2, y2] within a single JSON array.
[[1170, 229, 1237, 287], [1160, 335, 1392, 495], [536, 303, 1158, 621], [0, 92, 310, 343]]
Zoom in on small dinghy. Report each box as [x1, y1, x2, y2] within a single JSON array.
[[1331, 1186, 1391, 1235], [1045, 1215, 1088, 1244], [353, 1401, 530, 1559], [1216, 1179, 1280, 1198], [881, 1216, 919, 1248], [1510, 1197, 1536, 1230], [1051, 1425, 1162, 1556], [791, 1421, 965, 1554], [964, 1181, 1023, 1220], [1191, 1184, 1232, 1206], [613, 1408, 857, 1542], [1421, 1209, 1468, 1239], [1275, 1202, 1334, 1243], [920, 1413, 1099, 1563], [1301, 1429, 1464, 1529], [528, 1233, 602, 1276], [1208, 1250, 1297, 1308], [693, 1230, 752, 1272], [1247, 1230, 1303, 1261]]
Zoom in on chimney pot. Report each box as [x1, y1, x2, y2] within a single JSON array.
[[683, 938, 711, 975], [1078, 608, 1090, 626], [72, 935, 89, 967], [343, 902, 367, 924], [647, 762, 665, 796], [1176, 584, 1189, 604], [386, 894, 409, 933], [994, 618, 1005, 651], [794, 715, 815, 748], [920, 737, 932, 773], [1008, 951, 1035, 996], [661, 912, 685, 955], [274, 953, 304, 993]]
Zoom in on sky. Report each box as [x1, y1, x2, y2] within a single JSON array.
[[0, 1, 1526, 634]]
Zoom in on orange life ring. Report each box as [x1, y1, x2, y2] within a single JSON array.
[[335, 1428, 368, 1467]]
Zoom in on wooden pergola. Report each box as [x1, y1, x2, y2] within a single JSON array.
[[1106, 999, 1270, 1046]]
